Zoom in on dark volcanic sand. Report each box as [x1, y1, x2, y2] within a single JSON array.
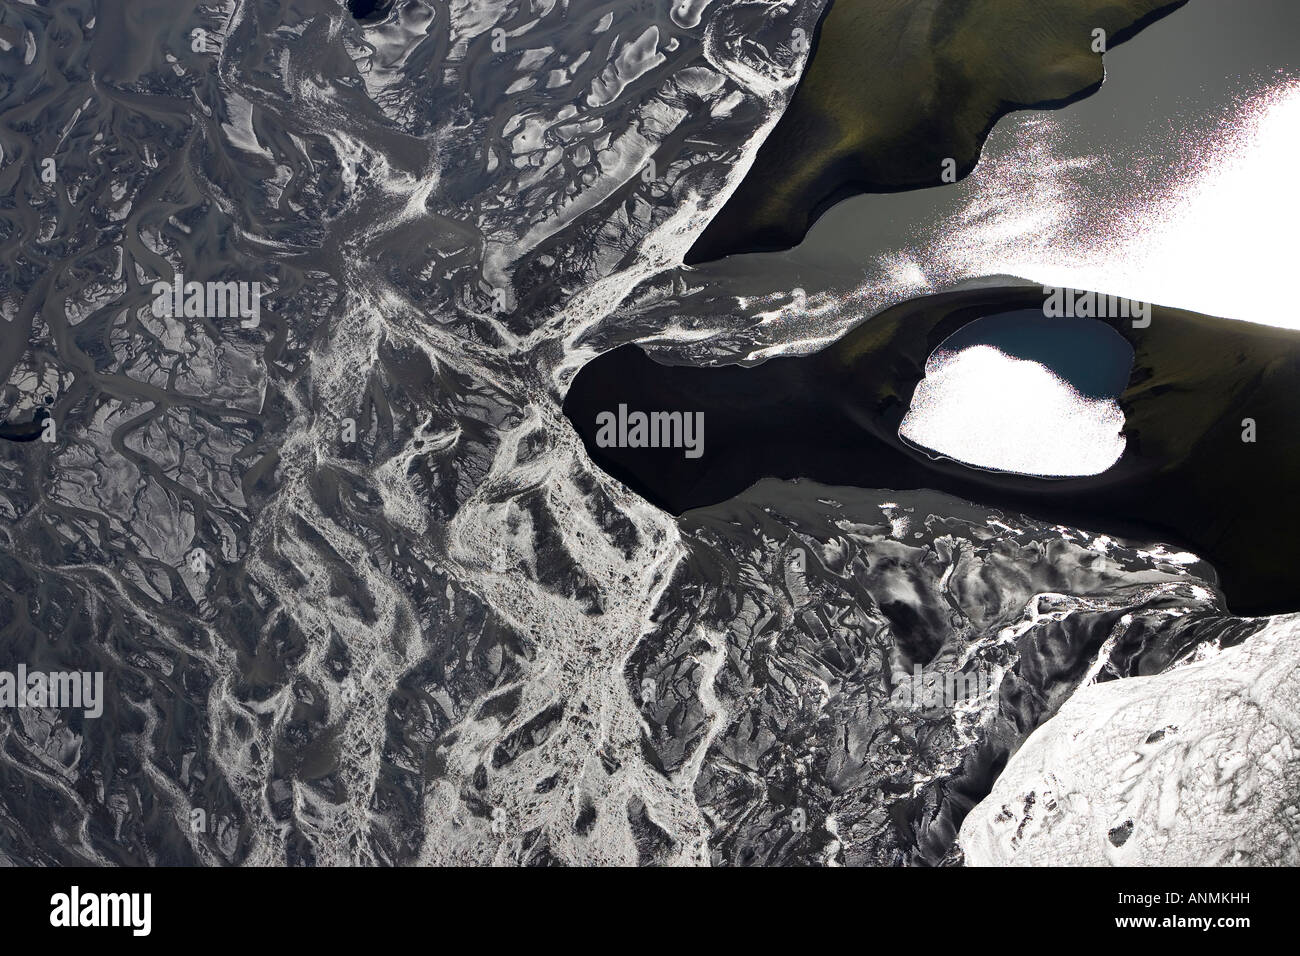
[[565, 285, 1300, 616]]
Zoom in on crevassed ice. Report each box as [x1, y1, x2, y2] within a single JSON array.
[[899, 345, 1126, 478]]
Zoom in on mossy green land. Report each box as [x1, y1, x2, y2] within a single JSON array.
[[688, 0, 1188, 263]]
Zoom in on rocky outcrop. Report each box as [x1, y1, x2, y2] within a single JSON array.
[[631, 478, 1262, 864]]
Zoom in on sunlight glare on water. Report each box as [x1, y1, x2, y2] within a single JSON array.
[[932, 79, 1300, 329], [899, 345, 1128, 477]]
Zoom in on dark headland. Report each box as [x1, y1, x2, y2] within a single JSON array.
[[565, 287, 1300, 617]]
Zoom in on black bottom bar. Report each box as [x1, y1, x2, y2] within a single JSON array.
[[0, 866, 1278, 942]]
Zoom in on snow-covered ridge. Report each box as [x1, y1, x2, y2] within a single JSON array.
[[960, 613, 1300, 866]]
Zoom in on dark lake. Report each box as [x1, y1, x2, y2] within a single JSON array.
[[928, 309, 1135, 400]]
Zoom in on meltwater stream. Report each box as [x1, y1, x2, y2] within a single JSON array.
[[0, 0, 827, 866]]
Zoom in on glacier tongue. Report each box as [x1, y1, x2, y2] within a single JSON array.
[[960, 613, 1300, 866]]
